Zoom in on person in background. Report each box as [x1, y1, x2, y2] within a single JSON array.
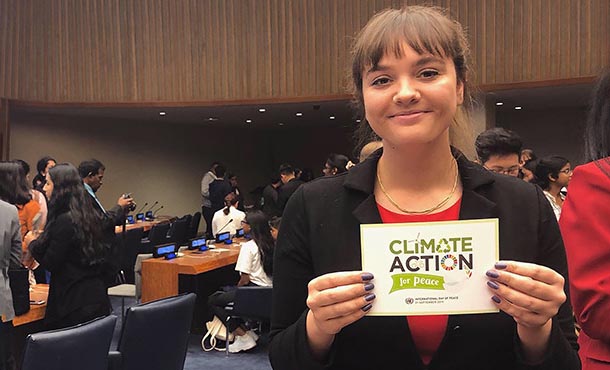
[[277, 163, 304, 214], [533, 155, 572, 220], [269, 216, 281, 241], [299, 168, 315, 182], [0, 198, 22, 370], [14, 160, 47, 230], [32, 156, 56, 193], [560, 68, 610, 370], [208, 210, 274, 353], [521, 159, 538, 183], [228, 173, 245, 211], [359, 140, 383, 163], [475, 127, 523, 177], [520, 148, 537, 166], [209, 164, 233, 214], [25, 164, 113, 330], [261, 177, 282, 218], [322, 153, 351, 176], [201, 162, 219, 239], [211, 192, 245, 237], [269, 6, 578, 370]]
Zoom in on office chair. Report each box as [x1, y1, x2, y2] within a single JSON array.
[[224, 286, 273, 356], [118, 227, 145, 284], [21, 315, 117, 370], [167, 215, 191, 246], [140, 223, 170, 254], [188, 211, 202, 239], [108, 293, 196, 370]]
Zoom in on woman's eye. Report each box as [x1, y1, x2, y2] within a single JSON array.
[[419, 70, 439, 79], [371, 77, 391, 86]]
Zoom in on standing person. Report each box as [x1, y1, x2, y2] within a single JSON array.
[[322, 153, 351, 176], [276, 164, 304, 215], [228, 173, 245, 211], [209, 164, 233, 214], [25, 164, 113, 330], [261, 177, 282, 218], [533, 156, 573, 220], [560, 68, 610, 370], [32, 156, 56, 193], [269, 6, 579, 370], [208, 210, 274, 353], [14, 160, 48, 230], [475, 128, 523, 177], [201, 162, 219, 239], [0, 198, 22, 370]]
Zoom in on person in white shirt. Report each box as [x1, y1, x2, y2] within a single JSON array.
[[208, 210, 275, 353], [211, 192, 245, 237], [533, 155, 573, 220]]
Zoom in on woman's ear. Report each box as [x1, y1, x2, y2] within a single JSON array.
[[548, 173, 558, 183]]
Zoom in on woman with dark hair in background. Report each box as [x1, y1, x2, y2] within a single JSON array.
[[322, 153, 351, 176], [533, 155, 573, 220], [560, 68, 610, 370], [24, 163, 112, 330], [32, 156, 56, 193], [208, 210, 275, 353], [521, 158, 538, 183], [211, 192, 245, 237]]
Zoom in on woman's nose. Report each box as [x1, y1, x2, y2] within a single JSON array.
[[393, 79, 420, 104]]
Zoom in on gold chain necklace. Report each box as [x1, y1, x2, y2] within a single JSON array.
[[376, 158, 459, 215]]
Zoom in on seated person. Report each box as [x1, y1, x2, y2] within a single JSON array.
[[211, 192, 245, 237], [208, 210, 274, 353]]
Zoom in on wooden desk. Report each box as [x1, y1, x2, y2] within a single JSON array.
[[114, 218, 168, 234], [13, 284, 49, 326], [141, 242, 242, 303]]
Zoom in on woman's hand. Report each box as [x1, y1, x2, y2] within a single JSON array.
[[305, 271, 376, 360], [23, 230, 40, 247], [486, 261, 566, 362]]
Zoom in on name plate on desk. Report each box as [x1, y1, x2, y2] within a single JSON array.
[[361, 218, 499, 316]]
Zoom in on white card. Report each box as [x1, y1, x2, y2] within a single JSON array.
[[361, 218, 499, 316]]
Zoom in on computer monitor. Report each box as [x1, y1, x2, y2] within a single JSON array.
[[145, 210, 154, 220], [153, 243, 177, 258], [188, 236, 207, 251], [136, 213, 144, 221], [235, 228, 245, 238], [126, 215, 135, 224], [215, 231, 231, 243]]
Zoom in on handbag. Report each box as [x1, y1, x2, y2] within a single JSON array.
[[8, 266, 30, 316], [201, 315, 234, 351]]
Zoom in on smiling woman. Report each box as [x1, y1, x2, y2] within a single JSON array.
[[269, 5, 580, 370]]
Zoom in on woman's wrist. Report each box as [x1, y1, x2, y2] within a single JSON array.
[[517, 319, 552, 364], [305, 310, 335, 362]]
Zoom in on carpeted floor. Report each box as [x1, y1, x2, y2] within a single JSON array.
[[109, 296, 272, 370]]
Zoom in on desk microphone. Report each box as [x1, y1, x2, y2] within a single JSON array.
[[134, 202, 148, 214], [216, 219, 234, 235], [144, 201, 158, 213], [152, 205, 164, 217]]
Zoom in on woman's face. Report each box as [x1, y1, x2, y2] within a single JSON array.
[[322, 162, 335, 176], [362, 43, 463, 149], [43, 173, 54, 198], [555, 162, 573, 188]]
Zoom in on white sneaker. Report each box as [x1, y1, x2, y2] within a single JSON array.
[[228, 334, 257, 353], [246, 330, 259, 342]]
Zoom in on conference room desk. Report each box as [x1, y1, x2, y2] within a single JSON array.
[[141, 241, 243, 332], [114, 215, 173, 234]]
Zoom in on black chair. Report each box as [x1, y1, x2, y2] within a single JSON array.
[[118, 227, 145, 284], [188, 211, 202, 239], [140, 223, 170, 254], [108, 293, 196, 370], [167, 215, 191, 245], [21, 315, 117, 370], [225, 286, 273, 355]]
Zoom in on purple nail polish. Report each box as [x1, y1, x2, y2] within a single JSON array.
[[491, 295, 501, 304], [361, 272, 374, 281], [486, 270, 499, 279], [487, 281, 499, 290], [364, 283, 375, 291], [365, 293, 376, 302], [495, 262, 508, 270], [362, 303, 372, 312]]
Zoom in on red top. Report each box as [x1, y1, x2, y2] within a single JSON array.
[[377, 198, 462, 365]]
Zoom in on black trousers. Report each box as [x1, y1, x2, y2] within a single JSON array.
[[208, 288, 241, 332], [0, 320, 15, 370], [202, 206, 214, 239]]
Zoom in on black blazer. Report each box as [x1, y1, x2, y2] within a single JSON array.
[[30, 211, 111, 329], [277, 178, 304, 214], [269, 149, 580, 370]]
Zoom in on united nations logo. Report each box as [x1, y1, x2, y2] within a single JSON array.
[[405, 297, 414, 304]]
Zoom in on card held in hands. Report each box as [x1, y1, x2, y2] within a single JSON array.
[[360, 218, 500, 316]]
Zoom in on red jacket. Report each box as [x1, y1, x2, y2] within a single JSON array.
[[561, 158, 610, 369]]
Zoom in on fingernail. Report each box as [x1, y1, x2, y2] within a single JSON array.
[[361, 272, 374, 281], [495, 262, 508, 270], [486, 270, 499, 279], [491, 295, 501, 304], [364, 283, 375, 291], [487, 281, 499, 290], [362, 303, 372, 312], [364, 293, 376, 302]]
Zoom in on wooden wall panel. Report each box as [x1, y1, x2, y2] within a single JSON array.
[[0, 0, 608, 103]]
